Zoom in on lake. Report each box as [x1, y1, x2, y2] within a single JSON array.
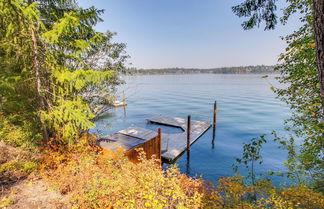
[[93, 74, 291, 185]]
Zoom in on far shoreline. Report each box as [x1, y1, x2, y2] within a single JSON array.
[[124, 65, 277, 76], [124, 72, 278, 76]]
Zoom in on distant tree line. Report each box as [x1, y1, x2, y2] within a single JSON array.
[[132, 65, 275, 75]]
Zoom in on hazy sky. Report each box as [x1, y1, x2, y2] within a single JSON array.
[[78, 0, 301, 69]]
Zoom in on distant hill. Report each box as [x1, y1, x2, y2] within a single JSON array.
[[130, 65, 275, 75]]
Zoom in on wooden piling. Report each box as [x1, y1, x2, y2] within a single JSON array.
[[158, 128, 162, 163], [213, 101, 217, 127], [213, 101, 217, 134], [187, 115, 191, 151], [122, 91, 126, 103]]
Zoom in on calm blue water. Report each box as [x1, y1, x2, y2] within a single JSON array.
[[93, 74, 291, 185]]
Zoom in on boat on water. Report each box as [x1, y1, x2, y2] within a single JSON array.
[[112, 100, 127, 107]]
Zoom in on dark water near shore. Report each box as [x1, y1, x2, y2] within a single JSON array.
[[92, 74, 292, 185]]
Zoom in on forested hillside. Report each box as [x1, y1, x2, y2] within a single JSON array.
[[134, 65, 275, 75]]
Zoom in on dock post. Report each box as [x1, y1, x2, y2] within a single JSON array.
[[122, 91, 127, 117], [212, 101, 217, 149], [186, 115, 191, 174], [158, 128, 162, 165], [187, 115, 191, 151], [213, 101, 217, 134]]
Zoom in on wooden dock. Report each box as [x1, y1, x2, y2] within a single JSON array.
[[97, 115, 211, 162], [148, 115, 211, 161], [97, 127, 161, 163]]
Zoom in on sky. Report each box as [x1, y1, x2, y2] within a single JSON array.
[[78, 0, 301, 69]]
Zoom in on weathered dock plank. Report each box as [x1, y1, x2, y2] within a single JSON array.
[[118, 126, 157, 141], [147, 115, 211, 161]]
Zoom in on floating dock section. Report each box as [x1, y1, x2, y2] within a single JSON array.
[[97, 115, 211, 162], [148, 115, 211, 161]]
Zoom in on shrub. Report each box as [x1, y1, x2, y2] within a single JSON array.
[[41, 135, 324, 208], [0, 197, 13, 208], [41, 135, 203, 208], [0, 113, 41, 150]]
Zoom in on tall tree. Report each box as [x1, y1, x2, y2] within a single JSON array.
[[232, 0, 324, 190], [313, 0, 324, 113], [0, 0, 127, 145], [232, 0, 324, 114]]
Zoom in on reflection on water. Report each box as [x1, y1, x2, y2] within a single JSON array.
[[212, 128, 216, 149], [186, 151, 191, 176], [92, 74, 291, 185]]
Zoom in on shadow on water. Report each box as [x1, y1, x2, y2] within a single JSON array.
[[123, 106, 127, 118]]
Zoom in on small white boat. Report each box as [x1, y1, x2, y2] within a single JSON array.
[[112, 100, 127, 107]]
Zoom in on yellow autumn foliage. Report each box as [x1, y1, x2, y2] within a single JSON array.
[[40, 135, 324, 209]]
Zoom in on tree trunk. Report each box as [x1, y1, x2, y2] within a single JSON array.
[[31, 26, 49, 142], [313, 0, 324, 115]]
